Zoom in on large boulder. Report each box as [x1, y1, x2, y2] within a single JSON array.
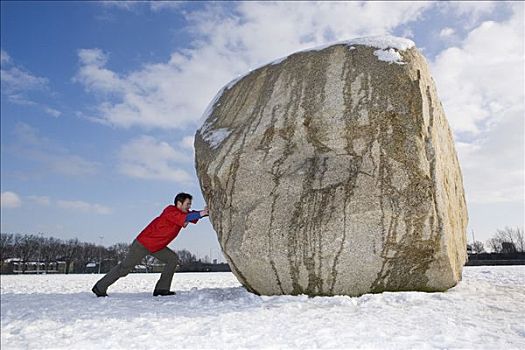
[[194, 36, 468, 297]]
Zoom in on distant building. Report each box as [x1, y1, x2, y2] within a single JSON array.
[[502, 242, 517, 254], [1, 259, 68, 274], [149, 263, 166, 273], [176, 261, 231, 273], [132, 264, 148, 273], [85, 262, 98, 273]]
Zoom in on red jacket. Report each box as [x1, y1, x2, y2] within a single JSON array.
[[136, 205, 198, 253]]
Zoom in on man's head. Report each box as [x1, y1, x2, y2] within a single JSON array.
[[174, 192, 192, 213]]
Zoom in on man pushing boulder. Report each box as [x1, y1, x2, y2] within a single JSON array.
[[92, 192, 209, 297]]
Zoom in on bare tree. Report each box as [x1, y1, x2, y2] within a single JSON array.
[[81, 243, 98, 262], [73, 242, 97, 273], [498, 226, 522, 252], [41, 237, 62, 270], [486, 227, 524, 253], [0, 233, 14, 260], [141, 255, 158, 272], [96, 244, 107, 267], [15, 234, 39, 271], [109, 243, 129, 264], [1, 233, 203, 274], [471, 241, 485, 254], [58, 239, 81, 274], [486, 238, 500, 253], [175, 249, 196, 266]]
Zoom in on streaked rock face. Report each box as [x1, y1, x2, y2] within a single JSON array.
[[194, 36, 468, 296]]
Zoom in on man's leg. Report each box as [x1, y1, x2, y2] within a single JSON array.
[[93, 239, 149, 294], [151, 247, 178, 294]]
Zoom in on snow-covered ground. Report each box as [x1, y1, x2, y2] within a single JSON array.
[[1, 266, 524, 349]]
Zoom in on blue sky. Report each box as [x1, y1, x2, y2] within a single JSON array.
[[1, 1, 523, 259]]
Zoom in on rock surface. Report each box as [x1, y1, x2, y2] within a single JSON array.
[[194, 36, 468, 296]]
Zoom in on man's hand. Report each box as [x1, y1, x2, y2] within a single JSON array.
[[200, 206, 209, 217]]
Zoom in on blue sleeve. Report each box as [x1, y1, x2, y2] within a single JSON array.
[[185, 211, 201, 222]]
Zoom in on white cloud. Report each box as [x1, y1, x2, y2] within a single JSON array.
[[449, 1, 497, 15], [57, 200, 112, 215], [78, 48, 108, 66], [100, 1, 137, 11], [439, 27, 455, 38], [1, 50, 61, 117], [74, 1, 524, 210], [118, 135, 193, 183], [455, 110, 524, 204], [1, 65, 48, 94], [149, 1, 184, 12], [28, 195, 51, 206], [24, 194, 108, 214], [5, 94, 38, 106], [439, 1, 499, 28], [431, 3, 524, 204], [182, 135, 194, 150], [49, 154, 100, 176], [75, 2, 432, 130], [44, 107, 61, 118], [432, 4, 524, 135], [74, 49, 123, 94], [400, 28, 415, 38], [12, 123, 100, 177], [1, 192, 22, 209], [1, 50, 11, 64], [100, 1, 185, 12]]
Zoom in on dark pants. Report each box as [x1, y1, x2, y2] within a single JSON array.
[[94, 239, 178, 293]]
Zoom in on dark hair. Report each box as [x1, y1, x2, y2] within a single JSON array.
[[174, 192, 192, 205]]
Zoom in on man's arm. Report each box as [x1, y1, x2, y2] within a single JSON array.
[[185, 211, 201, 222], [184, 207, 209, 225]]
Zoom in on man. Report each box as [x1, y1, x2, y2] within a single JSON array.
[[92, 192, 209, 297]]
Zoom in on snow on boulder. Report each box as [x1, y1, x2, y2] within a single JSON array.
[[194, 35, 468, 297]]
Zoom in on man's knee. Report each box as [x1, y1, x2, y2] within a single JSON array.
[[166, 255, 178, 268], [154, 248, 179, 266], [117, 264, 134, 277]]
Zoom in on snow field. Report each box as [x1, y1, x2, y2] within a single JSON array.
[[1, 266, 524, 349]]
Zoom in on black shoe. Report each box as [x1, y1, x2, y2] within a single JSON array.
[[153, 290, 176, 296], [92, 285, 108, 297]]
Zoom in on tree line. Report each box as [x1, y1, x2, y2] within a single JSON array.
[[1, 226, 522, 273], [0, 233, 198, 274], [468, 226, 524, 254]]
